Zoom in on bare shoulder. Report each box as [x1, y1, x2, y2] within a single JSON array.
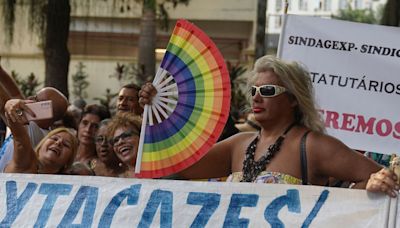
[[217, 132, 257, 149], [214, 132, 257, 157], [306, 131, 349, 153]]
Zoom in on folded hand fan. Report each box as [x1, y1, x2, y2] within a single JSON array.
[[135, 19, 231, 178]]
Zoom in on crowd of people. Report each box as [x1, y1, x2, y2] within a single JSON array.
[[0, 55, 398, 198]]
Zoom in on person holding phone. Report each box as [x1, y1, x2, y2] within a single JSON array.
[[139, 55, 399, 197], [0, 86, 69, 172]]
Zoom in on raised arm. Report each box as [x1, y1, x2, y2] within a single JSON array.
[[308, 132, 398, 197], [0, 83, 11, 121], [3, 99, 38, 173], [0, 65, 24, 99], [0, 65, 24, 121], [139, 82, 237, 179]]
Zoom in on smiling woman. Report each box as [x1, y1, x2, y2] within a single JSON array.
[[107, 112, 142, 178], [4, 126, 78, 174]]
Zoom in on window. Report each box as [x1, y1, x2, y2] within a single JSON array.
[[275, 15, 282, 29], [299, 0, 308, 11], [339, 0, 348, 9], [323, 0, 331, 11], [276, 0, 282, 12], [354, 0, 363, 9]]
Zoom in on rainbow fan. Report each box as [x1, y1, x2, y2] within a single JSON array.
[[135, 19, 231, 178]]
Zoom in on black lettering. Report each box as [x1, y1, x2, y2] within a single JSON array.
[[288, 36, 295, 44], [299, 36, 307, 46], [368, 80, 379, 92], [360, 44, 367, 53]]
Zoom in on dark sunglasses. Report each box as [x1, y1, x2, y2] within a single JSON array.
[[95, 136, 109, 144], [251, 85, 287, 98], [110, 130, 137, 146]]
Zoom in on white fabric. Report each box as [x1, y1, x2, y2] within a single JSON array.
[[0, 173, 397, 227], [0, 122, 48, 172]]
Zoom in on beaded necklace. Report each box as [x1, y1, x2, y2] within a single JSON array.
[[241, 122, 296, 182]]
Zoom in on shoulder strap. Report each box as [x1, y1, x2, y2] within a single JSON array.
[[300, 131, 311, 185]]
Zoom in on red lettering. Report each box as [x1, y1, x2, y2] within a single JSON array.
[[325, 111, 339, 129], [340, 113, 356, 131], [393, 122, 400, 140], [376, 119, 392, 137], [355, 115, 375, 135]]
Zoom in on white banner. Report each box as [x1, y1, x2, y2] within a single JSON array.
[[0, 174, 397, 227], [279, 15, 400, 155]]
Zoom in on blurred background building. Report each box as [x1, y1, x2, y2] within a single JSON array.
[[0, 0, 389, 105]]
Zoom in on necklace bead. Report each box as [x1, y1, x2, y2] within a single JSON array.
[[241, 123, 296, 182]]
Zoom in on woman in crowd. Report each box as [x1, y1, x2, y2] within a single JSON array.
[[139, 55, 399, 197], [107, 112, 142, 178], [75, 104, 110, 164], [3, 99, 78, 174], [89, 119, 126, 176]]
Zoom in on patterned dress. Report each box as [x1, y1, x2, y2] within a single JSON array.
[[226, 171, 302, 185]]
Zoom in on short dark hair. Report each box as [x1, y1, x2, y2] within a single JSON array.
[[81, 104, 110, 121], [121, 83, 141, 92]]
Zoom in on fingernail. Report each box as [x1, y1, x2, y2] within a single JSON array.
[[391, 190, 398, 197]]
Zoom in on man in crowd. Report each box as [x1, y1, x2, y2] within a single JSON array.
[[116, 83, 143, 116]]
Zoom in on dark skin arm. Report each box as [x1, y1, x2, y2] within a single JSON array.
[[0, 83, 10, 121], [308, 132, 399, 197], [0, 65, 24, 99], [0, 66, 24, 121]]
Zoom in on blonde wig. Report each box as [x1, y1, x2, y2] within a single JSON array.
[[247, 55, 325, 133]]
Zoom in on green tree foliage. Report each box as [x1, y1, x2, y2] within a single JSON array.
[[94, 88, 118, 115], [1, 0, 70, 97], [227, 61, 248, 121], [11, 71, 42, 97], [333, 5, 378, 24], [71, 62, 89, 100]]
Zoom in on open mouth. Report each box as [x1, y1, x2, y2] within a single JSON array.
[[48, 147, 60, 156], [118, 145, 133, 157], [98, 149, 109, 157]]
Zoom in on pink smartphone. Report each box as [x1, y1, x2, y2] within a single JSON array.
[[25, 100, 53, 121]]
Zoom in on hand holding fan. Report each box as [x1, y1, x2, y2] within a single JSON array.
[[135, 19, 231, 178]]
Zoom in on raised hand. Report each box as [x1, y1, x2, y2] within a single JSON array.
[[138, 82, 158, 107], [4, 99, 36, 125], [366, 167, 399, 198]]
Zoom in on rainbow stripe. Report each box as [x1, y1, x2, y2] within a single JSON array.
[[137, 20, 231, 178]]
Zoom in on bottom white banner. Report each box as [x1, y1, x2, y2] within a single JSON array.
[[0, 173, 397, 227]]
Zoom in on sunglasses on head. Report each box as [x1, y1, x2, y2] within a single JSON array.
[[110, 130, 137, 146], [251, 85, 287, 98]]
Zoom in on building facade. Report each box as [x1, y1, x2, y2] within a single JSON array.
[[0, 0, 257, 103]]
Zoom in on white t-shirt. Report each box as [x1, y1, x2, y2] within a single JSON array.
[[0, 122, 48, 172]]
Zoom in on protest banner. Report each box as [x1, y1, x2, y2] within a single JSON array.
[[278, 15, 400, 155], [0, 173, 397, 227]]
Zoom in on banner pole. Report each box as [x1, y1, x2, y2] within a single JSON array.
[[276, 0, 289, 58]]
